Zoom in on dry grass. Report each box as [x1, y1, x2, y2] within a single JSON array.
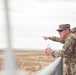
[[0, 50, 55, 74]]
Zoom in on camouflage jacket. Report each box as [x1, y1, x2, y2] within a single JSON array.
[[52, 33, 76, 62], [49, 36, 65, 44]]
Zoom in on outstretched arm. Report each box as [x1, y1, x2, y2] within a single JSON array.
[[43, 36, 65, 44], [51, 37, 75, 59]]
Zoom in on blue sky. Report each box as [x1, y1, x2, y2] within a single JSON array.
[[0, 0, 76, 50]]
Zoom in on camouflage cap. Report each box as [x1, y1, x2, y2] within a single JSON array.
[[71, 27, 76, 33], [57, 24, 70, 31]]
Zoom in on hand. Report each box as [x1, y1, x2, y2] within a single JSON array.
[[45, 48, 53, 56], [42, 36, 50, 40]]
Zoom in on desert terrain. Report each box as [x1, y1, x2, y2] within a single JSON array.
[[0, 50, 64, 75]]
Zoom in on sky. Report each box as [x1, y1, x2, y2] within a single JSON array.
[[0, 0, 76, 50]]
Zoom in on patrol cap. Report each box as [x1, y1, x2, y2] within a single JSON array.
[[71, 27, 76, 33], [57, 24, 70, 31]]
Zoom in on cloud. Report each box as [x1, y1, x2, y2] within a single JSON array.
[[0, 0, 76, 50]]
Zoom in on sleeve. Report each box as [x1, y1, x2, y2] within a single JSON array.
[[49, 36, 65, 44], [52, 38, 75, 59]]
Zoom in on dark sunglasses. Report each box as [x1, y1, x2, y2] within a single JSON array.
[[58, 29, 65, 32]]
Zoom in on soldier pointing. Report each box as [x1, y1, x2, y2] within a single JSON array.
[[43, 24, 76, 75]]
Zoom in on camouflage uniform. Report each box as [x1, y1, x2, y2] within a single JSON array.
[[49, 36, 65, 44], [71, 27, 76, 33], [48, 27, 76, 43], [51, 24, 76, 75], [48, 35, 69, 75], [48, 36, 68, 74], [49, 27, 76, 75]]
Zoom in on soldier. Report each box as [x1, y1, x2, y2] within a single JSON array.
[[43, 27, 76, 57], [43, 24, 76, 75], [43, 27, 76, 75], [43, 27, 76, 43], [71, 27, 76, 36], [43, 36, 65, 44], [43, 26, 76, 75]]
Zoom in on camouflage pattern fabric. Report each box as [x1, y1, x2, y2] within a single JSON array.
[[52, 33, 76, 75], [71, 27, 76, 33], [65, 62, 76, 75], [57, 24, 70, 31], [49, 36, 68, 74], [49, 36, 65, 44]]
